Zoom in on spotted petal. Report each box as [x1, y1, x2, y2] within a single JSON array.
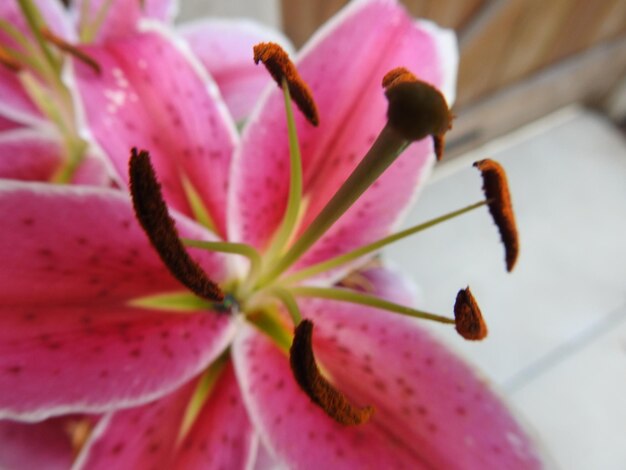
[[230, 0, 457, 270], [72, 29, 237, 237], [232, 269, 541, 468], [172, 362, 257, 470], [74, 380, 196, 470], [0, 181, 234, 420], [179, 19, 293, 122]]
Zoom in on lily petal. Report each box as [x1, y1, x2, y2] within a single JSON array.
[[71, 0, 177, 43], [0, 181, 235, 420], [0, 180, 226, 305], [173, 362, 256, 470], [73, 379, 196, 470], [72, 29, 237, 237], [233, 277, 541, 468], [0, 114, 21, 131], [0, 417, 75, 470], [230, 0, 456, 266], [0, 128, 110, 185], [0, 69, 47, 128], [179, 19, 293, 122]]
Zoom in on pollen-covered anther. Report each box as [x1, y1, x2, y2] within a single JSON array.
[[384, 70, 453, 159], [290, 319, 374, 425], [0, 45, 21, 72], [129, 148, 224, 302], [474, 159, 519, 272], [381, 67, 417, 89], [253, 42, 319, 126], [41, 27, 101, 74], [454, 287, 488, 340]]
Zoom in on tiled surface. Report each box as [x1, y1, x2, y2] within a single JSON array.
[[385, 108, 626, 469]]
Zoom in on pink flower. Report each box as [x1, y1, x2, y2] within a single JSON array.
[[0, 0, 542, 468], [0, 0, 289, 183]]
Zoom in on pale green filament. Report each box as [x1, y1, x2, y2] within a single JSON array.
[[263, 286, 303, 325], [290, 286, 455, 325], [180, 173, 217, 233], [17, 0, 59, 73], [283, 200, 488, 284], [247, 309, 292, 353], [258, 124, 409, 286], [262, 78, 304, 265], [79, 0, 115, 43]]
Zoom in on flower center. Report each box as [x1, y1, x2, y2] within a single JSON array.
[[128, 45, 518, 426]]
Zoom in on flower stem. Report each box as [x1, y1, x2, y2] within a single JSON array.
[[259, 123, 409, 285], [290, 286, 455, 324], [283, 200, 488, 283]]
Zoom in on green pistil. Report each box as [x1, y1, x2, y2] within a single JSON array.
[[16, 0, 59, 73], [259, 123, 409, 286], [262, 78, 304, 264], [290, 286, 455, 325], [283, 200, 488, 284]]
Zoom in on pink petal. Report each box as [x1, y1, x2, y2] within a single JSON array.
[[0, 417, 75, 470], [74, 380, 196, 470], [0, 114, 22, 132], [0, 69, 45, 128], [0, 129, 111, 185], [72, 30, 237, 237], [173, 362, 256, 470], [0, 180, 226, 305], [233, 290, 541, 467], [179, 19, 293, 122], [72, 0, 176, 43], [0, 302, 235, 421], [230, 0, 456, 266], [0, 181, 236, 419]]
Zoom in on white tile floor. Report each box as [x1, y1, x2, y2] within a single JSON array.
[[385, 107, 626, 469]]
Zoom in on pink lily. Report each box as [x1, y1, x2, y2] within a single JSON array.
[[0, 0, 289, 180], [0, 0, 542, 468]]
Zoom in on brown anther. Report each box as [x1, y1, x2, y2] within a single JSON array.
[[41, 28, 101, 74], [454, 287, 487, 340], [129, 148, 224, 302], [384, 70, 453, 159], [381, 67, 417, 89], [290, 320, 374, 425], [253, 42, 319, 126], [474, 159, 519, 271], [0, 46, 21, 72]]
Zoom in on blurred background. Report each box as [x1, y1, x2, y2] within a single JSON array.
[[183, 1, 625, 468]]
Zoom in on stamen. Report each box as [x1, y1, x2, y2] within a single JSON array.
[[474, 159, 519, 272], [384, 70, 453, 160], [381, 66, 417, 88], [290, 320, 374, 425], [0, 45, 22, 71], [253, 42, 319, 126], [129, 148, 224, 302], [454, 287, 488, 340], [41, 27, 101, 74]]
